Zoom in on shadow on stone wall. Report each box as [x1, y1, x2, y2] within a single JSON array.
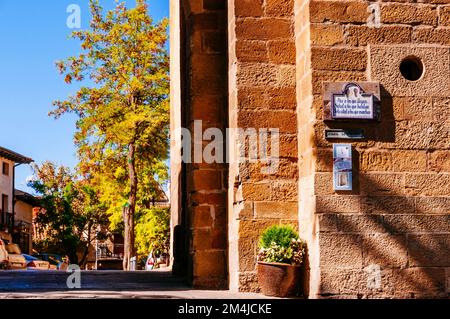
[[309, 84, 448, 298]]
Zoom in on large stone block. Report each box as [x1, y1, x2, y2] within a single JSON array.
[[398, 96, 434, 120], [345, 25, 412, 46], [416, 197, 450, 215], [360, 151, 393, 172], [408, 234, 450, 267], [316, 148, 333, 172], [405, 173, 450, 196], [191, 94, 225, 124], [235, 18, 293, 41], [392, 120, 449, 150], [310, 0, 369, 23], [337, 214, 386, 234], [238, 220, 279, 241], [391, 150, 428, 172], [382, 215, 450, 234], [414, 26, 450, 45], [362, 234, 408, 268], [370, 46, 450, 97], [239, 158, 298, 182], [381, 3, 437, 25], [314, 172, 334, 196], [237, 63, 278, 87], [267, 87, 297, 110], [238, 237, 257, 272], [268, 40, 296, 64], [193, 250, 227, 278], [310, 24, 344, 46], [360, 173, 405, 196], [265, 0, 294, 17], [440, 5, 450, 26], [316, 195, 360, 213], [254, 201, 298, 219], [237, 110, 297, 133], [279, 134, 298, 158], [271, 181, 298, 201], [241, 182, 272, 201], [393, 267, 447, 298], [361, 196, 415, 215], [429, 150, 450, 172], [238, 271, 260, 293], [311, 47, 367, 71], [234, 0, 264, 17], [192, 205, 213, 228], [236, 40, 268, 63], [192, 228, 227, 250], [192, 169, 223, 191], [317, 213, 338, 233], [319, 234, 363, 269], [433, 97, 450, 122]]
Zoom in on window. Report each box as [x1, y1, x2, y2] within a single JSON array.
[[2, 162, 9, 176], [1, 194, 8, 213]]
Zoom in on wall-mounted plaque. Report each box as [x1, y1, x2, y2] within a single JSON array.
[[325, 129, 365, 140], [323, 82, 381, 121], [333, 144, 353, 191]]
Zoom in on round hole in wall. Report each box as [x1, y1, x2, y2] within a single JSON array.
[[400, 56, 424, 81]]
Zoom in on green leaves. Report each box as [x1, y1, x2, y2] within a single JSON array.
[[29, 162, 107, 264], [135, 207, 170, 256], [259, 225, 299, 249], [257, 225, 306, 266]]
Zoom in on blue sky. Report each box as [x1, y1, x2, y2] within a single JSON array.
[[0, 0, 169, 193]]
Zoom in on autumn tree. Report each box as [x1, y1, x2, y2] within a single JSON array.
[[52, 0, 169, 269], [29, 162, 107, 265]]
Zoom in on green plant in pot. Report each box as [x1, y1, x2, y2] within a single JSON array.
[[257, 225, 306, 297]]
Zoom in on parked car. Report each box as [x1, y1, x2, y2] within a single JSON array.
[[0, 239, 9, 270], [23, 254, 50, 271], [5, 243, 27, 270], [32, 254, 69, 271]]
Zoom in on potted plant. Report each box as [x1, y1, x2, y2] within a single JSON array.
[[256, 225, 306, 297]]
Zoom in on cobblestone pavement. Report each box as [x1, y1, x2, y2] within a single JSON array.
[[0, 270, 272, 299]]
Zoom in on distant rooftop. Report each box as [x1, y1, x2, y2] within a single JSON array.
[[0, 146, 33, 164], [15, 189, 40, 206]]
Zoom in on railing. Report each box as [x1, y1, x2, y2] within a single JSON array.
[[0, 212, 13, 232], [97, 244, 123, 260]]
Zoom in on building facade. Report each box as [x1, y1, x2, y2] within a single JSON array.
[[170, 0, 450, 298], [14, 190, 38, 254], [0, 147, 33, 245]]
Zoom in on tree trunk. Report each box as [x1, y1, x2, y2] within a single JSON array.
[[79, 221, 92, 268], [123, 142, 137, 270]]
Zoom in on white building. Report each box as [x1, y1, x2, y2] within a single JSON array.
[[0, 146, 33, 245]]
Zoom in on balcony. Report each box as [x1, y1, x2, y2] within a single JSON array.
[[0, 212, 13, 233]]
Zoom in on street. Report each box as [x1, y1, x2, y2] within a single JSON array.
[[0, 270, 270, 299]]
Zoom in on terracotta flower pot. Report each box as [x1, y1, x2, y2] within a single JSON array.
[[257, 262, 302, 297]]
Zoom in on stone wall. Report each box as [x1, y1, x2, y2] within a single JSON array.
[[228, 0, 299, 292], [303, 0, 450, 298], [171, 0, 228, 289], [171, 0, 450, 297]]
